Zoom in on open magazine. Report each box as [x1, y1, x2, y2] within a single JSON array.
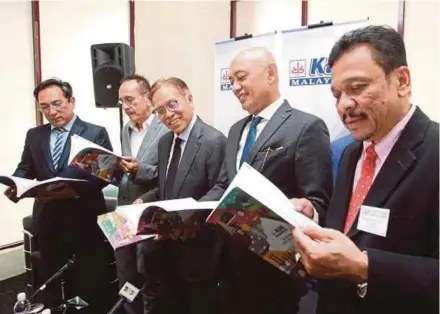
[[207, 163, 318, 277], [68, 134, 125, 186], [0, 176, 87, 202], [98, 198, 217, 248]]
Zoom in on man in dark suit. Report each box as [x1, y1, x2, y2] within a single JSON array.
[[136, 77, 226, 314], [292, 26, 439, 314], [201, 47, 333, 314], [5, 78, 115, 312], [116, 74, 168, 314]]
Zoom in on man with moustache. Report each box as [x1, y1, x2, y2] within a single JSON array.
[[201, 47, 333, 314], [135, 77, 226, 314], [115, 74, 168, 314], [292, 26, 439, 314], [5, 78, 114, 312]]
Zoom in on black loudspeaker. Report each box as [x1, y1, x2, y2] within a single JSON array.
[[91, 43, 135, 108]]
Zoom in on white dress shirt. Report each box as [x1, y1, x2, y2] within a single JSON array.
[[166, 114, 198, 175], [129, 114, 154, 157], [353, 104, 416, 190], [236, 97, 285, 171]]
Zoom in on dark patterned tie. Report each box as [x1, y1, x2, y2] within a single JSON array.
[[164, 137, 182, 200]]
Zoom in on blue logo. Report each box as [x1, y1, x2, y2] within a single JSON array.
[[289, 58, 332, 86]]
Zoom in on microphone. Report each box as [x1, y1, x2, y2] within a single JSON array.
[[30, 256, 76, 301], [106, 280, 143, 314]]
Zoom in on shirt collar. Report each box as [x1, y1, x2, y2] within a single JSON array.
[[256, 97, 284, 121], [51, 114, 77, 132], [363, 104, 416, 161], [175, 114, 197, 142], [128, 114, 154, 132]]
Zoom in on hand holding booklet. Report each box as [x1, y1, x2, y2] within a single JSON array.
[[68, 134, 125, 186], [97, 198, 217, 249], [207, 163, 318, 277], [0, 176, 87, 202]]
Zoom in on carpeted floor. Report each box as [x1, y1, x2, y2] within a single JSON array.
[[0, 272, 28, 313]]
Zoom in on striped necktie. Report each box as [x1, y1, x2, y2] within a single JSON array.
[[52, 127, 67, 170]]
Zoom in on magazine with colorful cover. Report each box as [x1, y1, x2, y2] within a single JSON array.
[[0, 175, 87, 202], [114, 198, 217, 237], [97, 211, 154, 250], [206, 163, 319, 276], [68, 134, 125, 186]]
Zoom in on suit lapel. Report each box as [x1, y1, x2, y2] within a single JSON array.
[[121, 124, 132, 156], [57, 117, 85, 172], [326, 142, 362, 232], [159, 132, 173, 200], [136, 117, 162, 160], [347, 107, 427, 238], [228, 117, 249, 177], [42, 125, 55, 174], [173, 119, 202, 198], [248, 101, 291, 165]]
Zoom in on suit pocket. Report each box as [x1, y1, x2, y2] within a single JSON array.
[[254, 147, 287, 160]]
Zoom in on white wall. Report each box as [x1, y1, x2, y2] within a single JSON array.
[[135, 0, 230, 124], [39, 0, 130, 155], [404, 0, 440, 121], [0, 1, 35, 247], [236, 0, 302, 36]]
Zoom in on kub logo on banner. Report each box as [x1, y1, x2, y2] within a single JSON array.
[[289, 57, 332, 87], [220, 68, 232, 91]]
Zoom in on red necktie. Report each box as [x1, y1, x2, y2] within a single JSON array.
[[343, 144, 377, 234]]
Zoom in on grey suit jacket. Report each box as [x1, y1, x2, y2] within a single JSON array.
[[202, 100, 333, 219], [139, 117, 227, 281], [118, 116, 168, 205]]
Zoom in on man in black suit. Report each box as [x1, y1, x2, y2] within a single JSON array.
[[5, 78, 115, 312], [136, 77, 226, 314], [201, 47, 333, 314], [292, 26, 439, 314]]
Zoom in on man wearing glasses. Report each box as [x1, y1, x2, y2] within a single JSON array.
[[135, 77, 226, 314], [4, 78, 114, 312], [115, 74, 168, 314]]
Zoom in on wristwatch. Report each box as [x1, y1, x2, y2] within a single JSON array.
[[357, 250, 368, 298]]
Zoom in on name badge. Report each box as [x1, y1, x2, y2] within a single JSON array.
[[357, 205, 390, 237]]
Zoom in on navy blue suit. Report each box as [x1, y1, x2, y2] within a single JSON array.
[[13, 117, 115, 312]]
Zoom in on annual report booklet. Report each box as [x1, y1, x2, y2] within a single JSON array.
[[97, 198, 217, 248], [207, 163, 318, 276], [0, 176, 87, 202], [68, 134, 125, 186]]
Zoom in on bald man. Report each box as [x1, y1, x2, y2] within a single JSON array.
[[202, 47, 333, 314]]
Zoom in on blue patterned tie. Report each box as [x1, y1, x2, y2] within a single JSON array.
[[52, 127, 67, 169], [240, 116, 263, 167]]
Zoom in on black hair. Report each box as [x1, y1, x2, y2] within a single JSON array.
[[120, 74, 151, 94], [329, 25, 407, 74], [33, 78, 73, 100]]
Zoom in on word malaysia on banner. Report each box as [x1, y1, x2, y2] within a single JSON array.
[[214, 32, 277, 136]]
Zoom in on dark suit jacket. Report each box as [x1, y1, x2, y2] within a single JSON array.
[[318, 107, 439, 314], [140, 117, 227, 281], [201, 101, 333, 311], [13, 117, 112, 237]]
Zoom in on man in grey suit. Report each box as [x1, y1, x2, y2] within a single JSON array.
[[201, 47, 333, 314], [136, 77, 226, 314], [115, 74, 168, 314]]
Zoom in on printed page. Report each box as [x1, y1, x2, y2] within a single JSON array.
[[214, 163, 318, 229], [68, 134, 120, 164]]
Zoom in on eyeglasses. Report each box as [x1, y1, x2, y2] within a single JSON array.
[[118, 93, 148, 107], [38, 101, 65, 113], [152, 101, 180, 118]]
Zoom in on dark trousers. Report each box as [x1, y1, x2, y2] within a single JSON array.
[[154, 227, 222, 314], [34, 200, 117, 313], [217, 236, 307, 314]]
